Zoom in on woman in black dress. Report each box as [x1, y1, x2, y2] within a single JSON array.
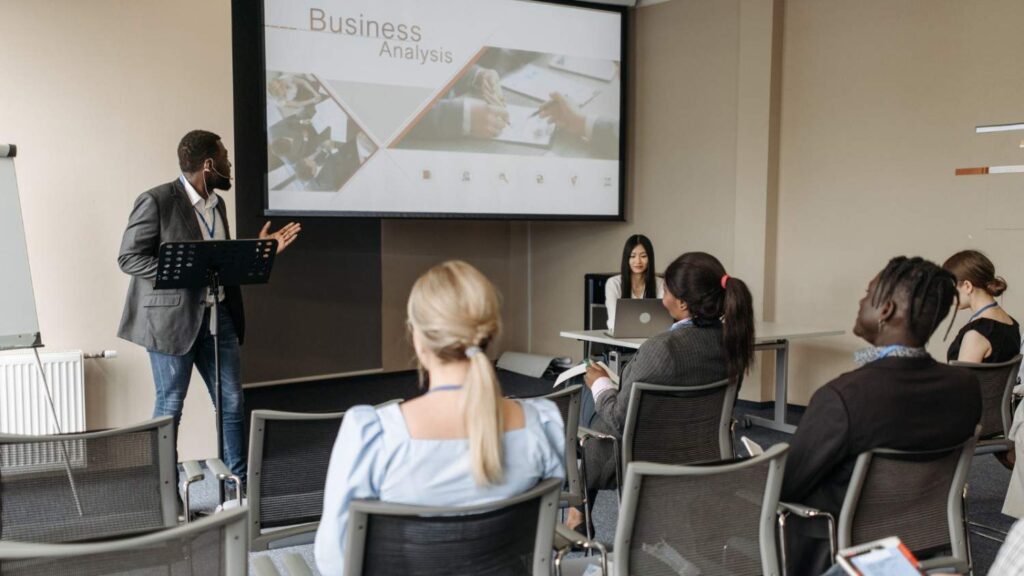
[[944, 250, 1020, 363]]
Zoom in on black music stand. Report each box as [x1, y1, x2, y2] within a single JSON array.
[[155, 239, 277, 498]]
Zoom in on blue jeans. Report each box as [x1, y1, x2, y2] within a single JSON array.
[[148, 306, 245, 482]]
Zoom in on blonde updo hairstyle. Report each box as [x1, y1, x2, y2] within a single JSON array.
[[407, 260, 504, 485]]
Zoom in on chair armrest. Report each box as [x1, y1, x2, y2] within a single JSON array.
[[251, 555, 282, 576], [181, 460, 206, 522], [577, 426, 623, 499], [778, 502, 837, 561], [182, 460, 205, 483], [281, 553, 315, 576], [554, 524, 609, 576], [205, 458, 243, 506], [578, 426, 617, 442], [205, 457, 232, 479], [778, 502, 831, 520]]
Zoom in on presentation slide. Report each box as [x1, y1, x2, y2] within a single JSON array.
[[262, 0, 624, 218]]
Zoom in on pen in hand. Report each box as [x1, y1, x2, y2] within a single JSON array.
[[528, 98, 557, 119]]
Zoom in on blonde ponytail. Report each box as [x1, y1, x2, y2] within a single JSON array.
[[407, 261, 505, 486], [463, 346, 504, 485]]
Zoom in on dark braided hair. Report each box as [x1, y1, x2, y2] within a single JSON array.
[[870, 256, 960, 346]]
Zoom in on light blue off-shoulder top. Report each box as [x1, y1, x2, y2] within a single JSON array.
[[313, 397, 566, 576]]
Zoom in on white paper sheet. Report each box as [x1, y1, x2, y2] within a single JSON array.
[[312, 99, 349, 142], [549, 55, 617, 82], [554, 360, 619, 388], [500, 64, 600, 106], [494, 104, 556, 147]]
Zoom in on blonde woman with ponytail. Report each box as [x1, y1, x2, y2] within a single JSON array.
[[314, 261, 565, 575]]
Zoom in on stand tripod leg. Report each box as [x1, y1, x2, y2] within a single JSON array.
[[33, 349, 84, 516], [209, 301, 226, 504]]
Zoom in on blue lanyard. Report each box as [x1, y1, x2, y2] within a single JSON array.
[[876, 345, 905, 359], [427, 385, 463, 394], [194, 205, 216, 238], [969, 302, 998, 322]]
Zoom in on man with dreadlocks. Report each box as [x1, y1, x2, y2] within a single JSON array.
[[779, 256, 981, 575]]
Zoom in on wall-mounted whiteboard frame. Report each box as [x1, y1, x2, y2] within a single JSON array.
[[0, 145, 43, 350]]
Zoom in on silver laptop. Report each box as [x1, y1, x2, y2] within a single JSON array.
[[607, 298, 673, 338]]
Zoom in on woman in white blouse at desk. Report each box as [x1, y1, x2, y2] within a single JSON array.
[[605, 234, 665, 331], [314, 261, 565, 575]]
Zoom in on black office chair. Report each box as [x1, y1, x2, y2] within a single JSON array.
[[0, 417, 178, 544], [779, 427, 978, 574], [0, 506, 248, 576], [950, 355, 1021, 455], [543, 385, 591, 540], [557, 444, 789, 576], [579, 378, 739, 499], [247, 409, 346, 551], [343, 477, 561, 575]]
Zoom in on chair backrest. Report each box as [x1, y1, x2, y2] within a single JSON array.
[[543, 385, 583, 501], [951, 355, 1022, 438], [622, 379, 738, 466], [247, 409, 345, 550], [0, 505, 248, 576], [344, 477, 562, 576], [838, 429, 979, 572], [615, 444, 788, 576], [0, 417, 177, 544]]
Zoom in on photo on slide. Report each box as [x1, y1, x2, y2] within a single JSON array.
[[266, 72, 378, 192], [393, 47, 621, 161]]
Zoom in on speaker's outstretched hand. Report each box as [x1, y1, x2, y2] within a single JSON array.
[[259, 221, 301, 254]]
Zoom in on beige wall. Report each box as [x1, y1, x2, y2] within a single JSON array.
[[380, 220, 528, 372], [0, 0, 235, 459], [775, 0, 1024, 404], [529, 0, 742, 361]]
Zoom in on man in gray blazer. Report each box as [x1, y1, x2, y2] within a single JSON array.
[[118, 130, 300, 484]]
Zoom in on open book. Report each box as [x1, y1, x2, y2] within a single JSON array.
[[553, 360, 619, 388]]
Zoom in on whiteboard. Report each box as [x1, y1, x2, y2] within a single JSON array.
[[0, 151, 42, 350]]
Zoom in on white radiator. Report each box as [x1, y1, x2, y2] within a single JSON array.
[[0, 349, 86, 435]]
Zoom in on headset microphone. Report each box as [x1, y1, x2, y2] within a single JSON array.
[[209, 165, 233, 181], [204, 160, 233, 181]]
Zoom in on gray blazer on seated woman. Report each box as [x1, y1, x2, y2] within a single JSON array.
[[567, 252, 756, 531]]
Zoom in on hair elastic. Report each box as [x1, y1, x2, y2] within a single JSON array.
[[720, 274, 730, 289], [465, 346, 483, 358]]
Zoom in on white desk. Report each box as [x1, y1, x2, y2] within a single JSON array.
[[560, 322, 844, 433]]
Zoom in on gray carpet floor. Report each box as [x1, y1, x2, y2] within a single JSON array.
[[184, 404, 1016, 575]]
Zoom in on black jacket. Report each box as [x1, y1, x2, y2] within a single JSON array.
[[782, 356, 980, 517], [780, 356, 980, 575]]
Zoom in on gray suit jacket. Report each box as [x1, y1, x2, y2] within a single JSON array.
[[583, 323, 731, 492], [593, 323, 729, 437], [117, 179, 245, 356]]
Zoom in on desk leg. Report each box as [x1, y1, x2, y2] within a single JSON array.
[[746, 339, 797, 434]]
